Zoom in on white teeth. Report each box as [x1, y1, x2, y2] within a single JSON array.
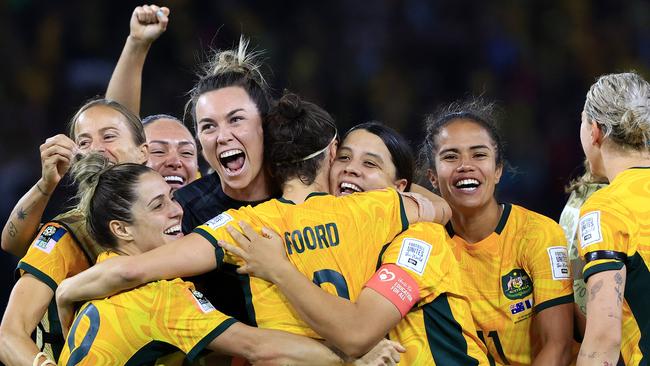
[[164, 225, 181, 235], [164, 176, 184, 184], [340, 182, 362, 192], [220, 149, 244, 159], [455, 179, 479, 187]]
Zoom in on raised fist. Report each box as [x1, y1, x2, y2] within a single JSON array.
[[129, 4, 170, 45]]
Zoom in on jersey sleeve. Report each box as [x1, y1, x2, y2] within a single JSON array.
[[16, 222, 90, 291], [152, 280, 238, 362], [371, 224, 453, 308], [578, 197, 632, 282], [522, 219, 573, 313], [341, 188, 409, 246], [192, 209, 254, 268]]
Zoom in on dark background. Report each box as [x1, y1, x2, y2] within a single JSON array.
[[1, 0, 648, 324]]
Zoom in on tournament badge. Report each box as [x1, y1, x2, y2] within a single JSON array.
[[501, 269, 533, 300], [190, 289, 216, 313], [34, 225, 65, 254]]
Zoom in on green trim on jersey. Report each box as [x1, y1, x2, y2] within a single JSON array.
[[186, 317, 238, 362], [398, 193, 409, 233], [624, 252, 650, 364], [583, 261, 625, 283], [124, 341, 179, 366], [494, 203, 512, 235], [534, 294, 574, 314], [17, 262, 58, 292], [424, 294, 479, 366]]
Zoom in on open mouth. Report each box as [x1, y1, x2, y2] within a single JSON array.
[[164, 175, 185, 187], [454, 178, 480, 192], [219, 149, 246, 175], [339, 181, 363, 195], [163, 224, 183, 237]]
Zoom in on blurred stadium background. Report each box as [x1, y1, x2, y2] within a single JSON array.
[[0, 0, 648, 324]]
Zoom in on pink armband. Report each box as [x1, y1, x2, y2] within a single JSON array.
[[364, 264, 420, 317]]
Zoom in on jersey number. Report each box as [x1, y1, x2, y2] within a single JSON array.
[[313, 269, 350, 299], [66, 304, 100, 366], [477, 330, 510, 365]]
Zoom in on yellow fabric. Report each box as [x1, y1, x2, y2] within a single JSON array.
[[17, 222, 91, 360], [578, 168, 650, 365], [382, 223, 489, 365], [57, 252, 236, 365], [194, 189, 407, 338], [450, 204, 573, 365]]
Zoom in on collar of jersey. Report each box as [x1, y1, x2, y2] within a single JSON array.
[[445, 202, 512, 237], [278, 191, 329, 205]]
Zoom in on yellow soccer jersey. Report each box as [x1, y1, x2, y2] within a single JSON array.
[[194, 189, 408, 338], [380, 223, 489, 365], [578, 168, 650, 365], [58, 252, 237, 366], [449, 203, 573, 365], [16, 222, 92, 360]]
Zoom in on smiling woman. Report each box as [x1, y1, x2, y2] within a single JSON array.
[[142, 114, 199, 191], [418, 98, 575, 365]]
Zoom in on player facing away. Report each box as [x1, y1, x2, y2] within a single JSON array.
[[576, 72, 650, 366], [220, 121, 490, 365], [57, 152, 400, 365]]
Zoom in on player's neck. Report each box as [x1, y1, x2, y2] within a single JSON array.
[[114, 242, 144, 256], [601, 147, 650, 182], [450, 200, 502, 244], [282, 175, 330, 204]]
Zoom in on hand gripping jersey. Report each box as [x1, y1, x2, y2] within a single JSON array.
[[16, 209, 103, 360], [376, 223, 489, 365], [58, 252, 237, 365], [448, 203, 573, 365], [578, 168, 650, 365], [194, 189, 408, 338]]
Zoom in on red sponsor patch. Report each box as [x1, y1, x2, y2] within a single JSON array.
[[364, 263, 420, 317]]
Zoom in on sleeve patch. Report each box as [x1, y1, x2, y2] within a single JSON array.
[[579, 211, 602, 249], [396, 238, 432, 276], [205, 213, 233, 231], [365, 264, 421, 317], [32, 225, 66, 254], [547, 246, 570, 280], [189, 289, 216, 314]]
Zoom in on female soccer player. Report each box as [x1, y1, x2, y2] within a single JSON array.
[[576, 72, 650, 366], [418, 99, 574, 365], [0, 99, 149, 366], [56, 152, 392, 365], [142, 114, 199, 192], [102, 4, 277, 323], [55, 93, 446, 358], [220, 121, 490, 364]]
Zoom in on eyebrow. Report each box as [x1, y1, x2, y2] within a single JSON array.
[[439, 145, 491, 155], [226, 108, 245, 118], [339, 146, 385, 164], [147, 194, 165, 208], [149, 140, 196, 148], [198, 108, 246, 124], [77, 127, 121, 139]]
